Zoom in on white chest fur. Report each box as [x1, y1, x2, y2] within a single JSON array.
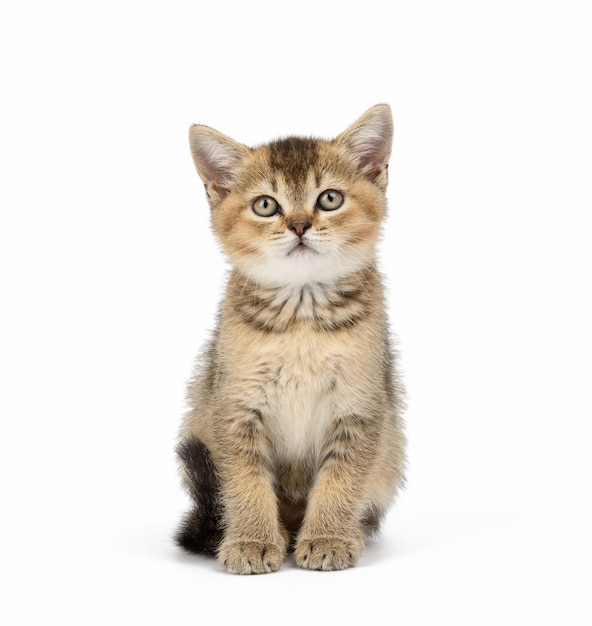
[[243, 334, 342, 464]]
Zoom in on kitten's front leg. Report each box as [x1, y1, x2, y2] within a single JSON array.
[[216, 410, 288, 574], [295, 414, 380, 571]]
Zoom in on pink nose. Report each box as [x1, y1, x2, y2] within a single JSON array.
[[289, 220, 311, 237]]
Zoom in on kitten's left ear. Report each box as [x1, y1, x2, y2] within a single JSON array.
[[336, 104, 393, 188]]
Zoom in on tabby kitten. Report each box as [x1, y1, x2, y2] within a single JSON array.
[[176, 104, 406, 574]]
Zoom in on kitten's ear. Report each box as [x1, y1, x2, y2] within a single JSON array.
[[336, 104, 393, 187], [189, 125, 249, 200]]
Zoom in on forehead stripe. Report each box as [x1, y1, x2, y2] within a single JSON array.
[[268, 138, 319, 188]]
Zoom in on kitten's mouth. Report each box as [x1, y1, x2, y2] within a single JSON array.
[[288, 241, 318, 256]]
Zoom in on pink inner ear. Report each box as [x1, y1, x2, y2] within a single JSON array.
[[197, 155, 237, 198], [190, 127, 247, 197], [197, 148, 234, 190], [339, 106, 393, 177], [357, 135, 390, 174], [201, 160, 229, 189]]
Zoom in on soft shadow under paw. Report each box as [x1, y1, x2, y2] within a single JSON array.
[[218, 540, 285, 575]]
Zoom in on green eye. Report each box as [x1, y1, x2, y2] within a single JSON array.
[[316, 189, 344, 211], [252, 196, 280, 217]]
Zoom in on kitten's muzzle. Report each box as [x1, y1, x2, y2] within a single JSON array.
[[288, 220, 312, 238]]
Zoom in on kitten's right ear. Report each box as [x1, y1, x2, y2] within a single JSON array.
[[189, 125, 249, 200]]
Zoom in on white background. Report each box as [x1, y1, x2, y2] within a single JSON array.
[[1, 1, 591, 624]]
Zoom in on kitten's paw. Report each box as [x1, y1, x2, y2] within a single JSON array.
[[294, 536, 363, 571], [218, 539, 285, 575]]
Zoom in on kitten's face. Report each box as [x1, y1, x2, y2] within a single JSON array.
[[189, 105, 393, 288]]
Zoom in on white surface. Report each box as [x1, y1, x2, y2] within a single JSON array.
[[1, 1, 591, 624]]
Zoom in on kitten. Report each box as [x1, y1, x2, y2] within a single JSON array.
[[176, 105, 406, 573]]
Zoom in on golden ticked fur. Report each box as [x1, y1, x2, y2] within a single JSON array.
[[176, 105, 406, 573]]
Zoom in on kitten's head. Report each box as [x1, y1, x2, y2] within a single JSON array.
[[189, 105, 393, 287]]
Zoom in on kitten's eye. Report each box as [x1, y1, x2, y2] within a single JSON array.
[[316, 189, 344, 211], [252, 196, 280, 217]]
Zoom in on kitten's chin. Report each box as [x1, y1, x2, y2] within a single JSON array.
[[232, 248, 375, 288]]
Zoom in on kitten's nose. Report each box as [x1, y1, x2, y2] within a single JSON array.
[[288, 220, 312, 238]]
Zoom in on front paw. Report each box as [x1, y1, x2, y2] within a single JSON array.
[[294, 536, 363, 571], [218, 539, 285, 575]]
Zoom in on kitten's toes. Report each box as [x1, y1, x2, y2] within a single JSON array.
[[218, 539, 285, 575], [294, 536, 363, 571]]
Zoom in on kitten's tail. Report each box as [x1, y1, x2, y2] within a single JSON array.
[[175, 437, 223, 556]]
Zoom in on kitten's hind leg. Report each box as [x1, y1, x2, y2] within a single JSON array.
[[361, 503, 385, 536], [175, 437, 223, 556]]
